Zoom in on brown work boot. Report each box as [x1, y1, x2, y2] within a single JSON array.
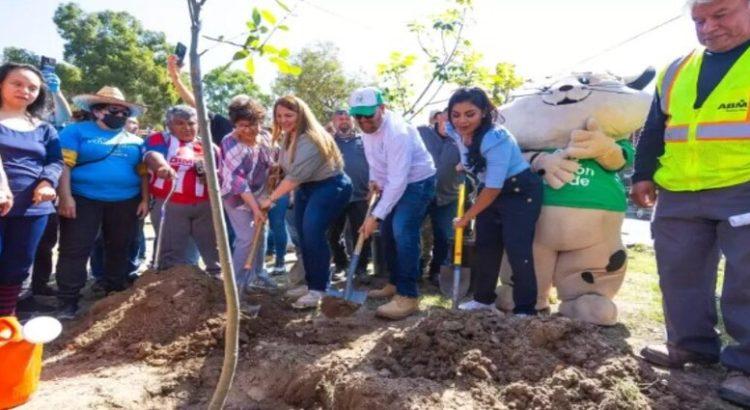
[[368, 283, 396, 299], [720, 371, 750, 408], [376, 295, 419, 320], [640, 344, 718, 369]]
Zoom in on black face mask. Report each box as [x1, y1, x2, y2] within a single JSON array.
[[102, 114, 128, 129]]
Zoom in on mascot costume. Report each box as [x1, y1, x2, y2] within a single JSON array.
[[496, 68, 654, 325]]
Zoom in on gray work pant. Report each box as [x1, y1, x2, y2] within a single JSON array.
[[652, 180, 750, 373], [151, 198, 220, 274]]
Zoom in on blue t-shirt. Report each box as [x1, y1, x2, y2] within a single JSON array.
[[0, 122, 63, 216], [60, 121, 144, 201], [447, 124, 529, 188]]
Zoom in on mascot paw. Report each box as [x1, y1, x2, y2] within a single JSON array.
[[559, 294, 618, 326], [532, 150, 580, 190], [566, 118, 617, 159]]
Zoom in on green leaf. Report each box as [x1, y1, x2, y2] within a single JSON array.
[[245, 57, 255, 76], [277, 24, 290, 31], [260, 9, 277, 25], [262, 44, 279, 55], [274, 0, 291, 13], [232, 50, 249, 60], [271, 56, 300, 75], [252, 8, 261, 26]]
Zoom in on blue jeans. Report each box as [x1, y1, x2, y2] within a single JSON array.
[[295, 174, 352, 292], [473, 169, 542, 314], [265, 194, 289, 268], [382, 176, 436, 297], [424, 199, 457, 274], [0, 215, 49, 285]]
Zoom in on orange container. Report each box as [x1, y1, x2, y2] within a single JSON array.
[[0, 316, 44, 409]]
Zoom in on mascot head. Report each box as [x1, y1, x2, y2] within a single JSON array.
[[498, 68, 655, 150]]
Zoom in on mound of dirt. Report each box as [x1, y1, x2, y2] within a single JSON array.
[[369, 310, 679, 409], [42, 268, 703, 409], [61, 265, 226, 364]]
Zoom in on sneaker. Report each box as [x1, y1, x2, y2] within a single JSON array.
[[248, 273, 278, 290], [15, 296, 57, 314], [56, 301, 79, 321], [269, 265, 286, 276], [285, 285, 308, 299], [292, 290, 323, 310], [720, 371, 750, 408], [459, 300, 500, 312]]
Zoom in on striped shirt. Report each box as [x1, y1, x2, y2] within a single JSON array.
[[219, 131, 273, 209]]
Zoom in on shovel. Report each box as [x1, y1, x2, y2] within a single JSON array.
[[149, 181, 178, 271], [321, 193, 378, 318], [241, 211, 270, 289], [439, 174, 471, 308]]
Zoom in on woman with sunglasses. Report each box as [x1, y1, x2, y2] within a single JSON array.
[[448, 87, 542, 315], [55, 87, 149, 319], [258, 95, 352, 310], [0, 63, 63, 316]]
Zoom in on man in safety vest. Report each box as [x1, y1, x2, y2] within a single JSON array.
[[631, 0, 750, 406]]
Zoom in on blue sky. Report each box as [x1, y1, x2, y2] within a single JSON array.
[[0, 0, 699, 94]]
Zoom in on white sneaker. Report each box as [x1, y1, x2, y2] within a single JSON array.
[[459, 300, 500, 312], [292, 290, 323, 310], [285, 285, 308, 299]]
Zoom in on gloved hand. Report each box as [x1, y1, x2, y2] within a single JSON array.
[[531, 150, 580, 190], [43, 72, 61, 94]]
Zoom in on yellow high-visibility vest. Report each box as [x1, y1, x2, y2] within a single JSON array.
[[655, 47, 750, 191]]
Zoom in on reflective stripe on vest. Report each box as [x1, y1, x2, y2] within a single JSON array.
[[654, 47, 750, 191]]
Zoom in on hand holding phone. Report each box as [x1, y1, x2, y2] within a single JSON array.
[[174, 42, 187, 67]]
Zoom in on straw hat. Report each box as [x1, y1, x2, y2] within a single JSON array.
[[72, 86, 147, 117]]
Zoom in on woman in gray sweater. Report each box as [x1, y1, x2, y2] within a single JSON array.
[[259, 95, 352, 309]]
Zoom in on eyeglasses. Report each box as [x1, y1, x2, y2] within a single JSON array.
[[353, 113, 374, 120], [106, 106, 131, 117]]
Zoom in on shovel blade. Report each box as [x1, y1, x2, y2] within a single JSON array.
[[439, 265, 471, 301], [325, 288, 367, 305]]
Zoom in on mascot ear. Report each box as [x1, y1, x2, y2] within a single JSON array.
[[625, 67, 656, 91]]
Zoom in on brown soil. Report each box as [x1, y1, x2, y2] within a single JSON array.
[[320, 295, 362, 318], [31, 266, 735, 409]]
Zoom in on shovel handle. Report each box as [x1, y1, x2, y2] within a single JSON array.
[[151, 181, 178, 270], [243, 212, 267, 270], [453, 175, 467, 265], [451, 174, 467, 309], [343, 192, 379, 299]]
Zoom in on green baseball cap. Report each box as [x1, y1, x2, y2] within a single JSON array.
[[348, 87, 385, 116]]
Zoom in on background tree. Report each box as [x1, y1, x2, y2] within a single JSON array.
[[2, 47, 84, 96], [376, 0, 524, 120], [272, 42, 364, 121], [202, 68, 271, 115], [53, 2, 176, 125]]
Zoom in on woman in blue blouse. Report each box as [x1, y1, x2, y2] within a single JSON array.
[[0, 63, 63, 316], [448, 87, 542, 315]]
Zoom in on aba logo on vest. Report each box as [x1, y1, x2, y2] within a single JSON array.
[[717, 99, 748, 113]]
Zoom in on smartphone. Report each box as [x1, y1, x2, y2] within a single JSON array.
[[175, 42, 187, 67], [39, 56, 57, 74]]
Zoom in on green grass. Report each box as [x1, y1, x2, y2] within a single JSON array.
[[617, 244, 728, 346]]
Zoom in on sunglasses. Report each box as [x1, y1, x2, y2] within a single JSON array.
[[353, 113, 375, 120], [106, 106, 131, 117]]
